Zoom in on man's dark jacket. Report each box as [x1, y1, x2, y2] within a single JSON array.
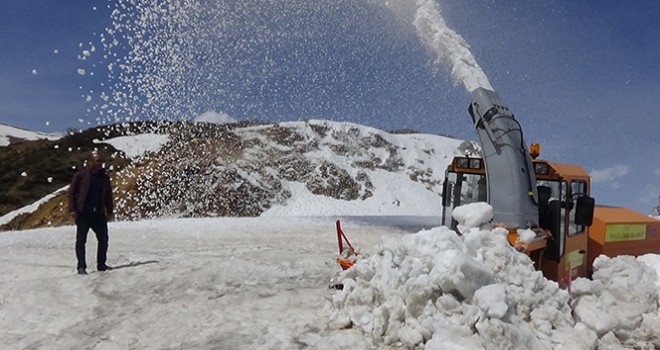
[[68, 169, 113, 216]]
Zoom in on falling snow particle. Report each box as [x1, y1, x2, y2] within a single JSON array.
[[77, 68, 86, 75], [21, 172, 28, 177], [32, 69, 38, 75]]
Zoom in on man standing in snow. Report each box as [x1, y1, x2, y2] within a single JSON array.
[[68, 153, 114, 275]]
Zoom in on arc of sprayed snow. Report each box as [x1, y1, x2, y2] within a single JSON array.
[[413, 0, 493, 92]]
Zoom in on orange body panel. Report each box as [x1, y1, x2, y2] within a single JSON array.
[[543, 161, 591, 179], [541, 231, 589, 282], [587, 207, 660, 271]]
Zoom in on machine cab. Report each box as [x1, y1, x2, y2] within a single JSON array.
[[441, 156, 595, 281]]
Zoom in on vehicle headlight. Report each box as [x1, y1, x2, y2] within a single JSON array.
[[457, 158, 469, 168], [535, 162, 549, 175]]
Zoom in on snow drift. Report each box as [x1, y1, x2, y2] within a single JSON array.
[[330, 203, 660, 349]]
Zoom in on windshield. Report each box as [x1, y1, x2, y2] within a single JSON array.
[[441, 171, 486, 228]]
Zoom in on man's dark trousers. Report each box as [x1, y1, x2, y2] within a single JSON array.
[[75, 214, 109, 270]]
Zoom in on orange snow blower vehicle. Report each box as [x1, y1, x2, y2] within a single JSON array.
[[439, 88, 660, 282]]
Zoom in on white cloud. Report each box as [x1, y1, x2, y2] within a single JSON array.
[[590, 165, 629, 184], [194, 111, 236, 125]]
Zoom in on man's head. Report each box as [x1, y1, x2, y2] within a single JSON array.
[[87, 153, 105, 172]]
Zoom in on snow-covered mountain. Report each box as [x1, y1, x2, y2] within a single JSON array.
[[109, 119, 473, 219], [0, 123, 61, 146], [0, 120, 477, 229]]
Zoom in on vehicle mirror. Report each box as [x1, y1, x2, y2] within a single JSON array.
[[575, 196, 595, 226]]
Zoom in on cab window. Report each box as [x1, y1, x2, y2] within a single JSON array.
[[568, 181, 588, 236], [442, 171, 486, 228], [537, 179, 564, 237]]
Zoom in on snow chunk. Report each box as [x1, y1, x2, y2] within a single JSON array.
[[516, 228, 537, 243], [572, 255, 658, 337], [473, 284, 508, 319], [639, 253, 660, 290], [452, 202, 493, 231]]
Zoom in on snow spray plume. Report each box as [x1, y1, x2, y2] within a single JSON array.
[[100, 0, 205, 124], [84, 0, 426, 128], [412, 0, 493, 92]]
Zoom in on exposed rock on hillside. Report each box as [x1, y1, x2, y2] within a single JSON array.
[[1, 120, 468, 230]]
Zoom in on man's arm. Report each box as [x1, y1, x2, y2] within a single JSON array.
[[67, 171, 81, 217]]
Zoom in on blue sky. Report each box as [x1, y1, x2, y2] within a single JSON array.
[[0, 0, 658, 214]]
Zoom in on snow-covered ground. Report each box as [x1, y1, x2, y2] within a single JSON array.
[[0, 217, 407, 349], [1, 210, 659, 349]]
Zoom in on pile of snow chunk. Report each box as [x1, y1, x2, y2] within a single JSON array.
[[330, 203, 596, 349], [571, 255, 660, 348]]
